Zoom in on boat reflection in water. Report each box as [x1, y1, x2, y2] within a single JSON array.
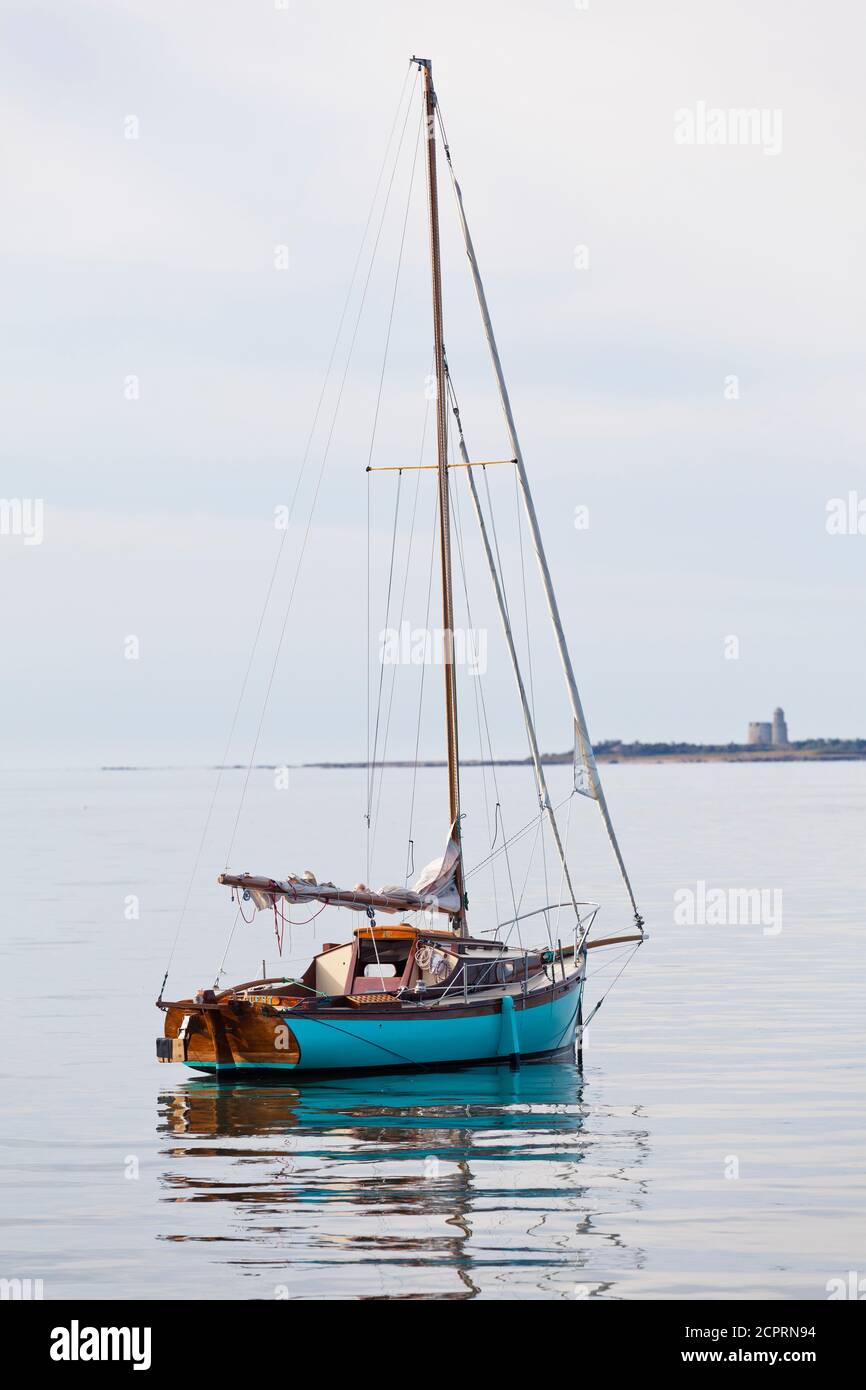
[[157, 1057, 648, 1299]]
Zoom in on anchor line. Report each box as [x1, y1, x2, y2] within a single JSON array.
[[580, 943, 643, 1037]]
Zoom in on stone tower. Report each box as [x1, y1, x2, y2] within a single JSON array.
[[772, 707, 788, 746], [747, 721, 772, 746]]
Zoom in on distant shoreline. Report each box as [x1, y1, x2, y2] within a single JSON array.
[[304, 748, 866, 769], [98, 741, 866, 772], [306, 740, 866, 768]]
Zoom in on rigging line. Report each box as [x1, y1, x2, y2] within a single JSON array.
[[586, 944, 636, 980], [447, 494, 521, 941], [360, 80, 418, 877], [163, 71, 417, 993], [440, 90, 642, 930], [514, 465, 538, 724], [511, 458, 549, 918], [443, 378, 521, 930], [446, 365, 571, 941], [366, 437, 372, 867], [442, 280, 584, 940], [447, 448, 494, 851], [364, 105, 424, 476], [491, 800, 504, 850], [553, 785, 575, 940], [289, 65, 417, 547], [405, 486, 439, 882], [442, 340, 513, 635], [551, 997, 582, 1055], [476, 473, 530, 886], [243, 952, 318, 968], [367, 469, 402, 825], [369, 485, 413, 871], [278, 903, 327, 928], [464, 789, 576, 881], [539, 751, 551, 934], [224, 75, 418, 871], [286, 1010, 416, 1066], [213, 909, 242, 989], [165, 543, 286, 988], [448, 461, 491, 848], [434, 96, 453, 165], [368, 911, 387, 989], [371, 461, 423, 860], [511, 812, 543, 942], [365, 113, 425, 855], [447, 443, 505, 930], [481, 462, 512, 622], [581, 944, 643, 1031], [398, 390, 432, 883], [458, 461, 530, 928]]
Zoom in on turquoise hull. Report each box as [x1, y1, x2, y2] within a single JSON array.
[[185, 979, 582, 1076]]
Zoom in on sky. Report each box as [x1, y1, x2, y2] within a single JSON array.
[[2, 0, 865, 769]]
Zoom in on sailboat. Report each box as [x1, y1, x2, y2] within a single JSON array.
[[156, 58, 645, 1077]]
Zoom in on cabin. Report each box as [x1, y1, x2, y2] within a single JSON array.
[[305, 923, 549, 1002]]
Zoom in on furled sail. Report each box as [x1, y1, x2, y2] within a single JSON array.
[[219, 830, 461, 918], [408, 829, 461, 903], [573, 716, 601, 800]]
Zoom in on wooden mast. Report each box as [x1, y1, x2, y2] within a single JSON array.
[[416, 56, 466, 933]]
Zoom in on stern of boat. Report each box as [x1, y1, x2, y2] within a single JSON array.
[[156, 990, 301, 1071]]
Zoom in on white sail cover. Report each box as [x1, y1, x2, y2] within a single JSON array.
[[573, 716, 601, 800], [219, 830, 461, 918], [410, 832, 461, 905]]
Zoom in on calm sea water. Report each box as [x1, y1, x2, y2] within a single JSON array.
[[1, 762, 864, 1300]]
